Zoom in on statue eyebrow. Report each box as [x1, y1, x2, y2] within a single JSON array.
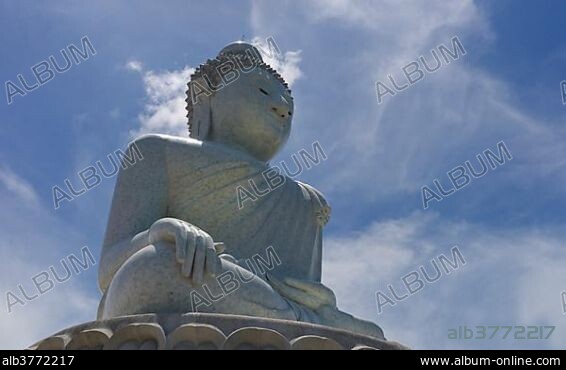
[[259, 88, 270, 96]]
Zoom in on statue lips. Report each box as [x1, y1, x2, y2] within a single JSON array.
[[263, 112, 287, 136]]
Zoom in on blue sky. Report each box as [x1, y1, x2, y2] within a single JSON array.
[[1, 0, 565, 349]]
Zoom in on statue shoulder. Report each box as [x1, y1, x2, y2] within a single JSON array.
[[132, 133, 203, 150], [130, 133, 206, 164], [129, 133, 170, 156], [296, 181, 331, 227]]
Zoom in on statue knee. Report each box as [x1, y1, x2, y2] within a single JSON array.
[[101, 243, 184, 318]]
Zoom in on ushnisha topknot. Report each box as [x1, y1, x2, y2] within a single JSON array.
[[185, 41, 290, 138]]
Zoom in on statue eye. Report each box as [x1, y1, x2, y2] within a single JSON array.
[[259, 88, 270, 96]]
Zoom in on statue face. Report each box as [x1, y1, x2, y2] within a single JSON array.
[[208, 67, 294, 162]]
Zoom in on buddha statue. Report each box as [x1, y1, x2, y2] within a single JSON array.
[[97, 42, 385, 339]]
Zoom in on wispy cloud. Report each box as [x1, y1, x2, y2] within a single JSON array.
[[252, 37, 303, 87], [0, 274, 98, 349], [127, 62, 194, 137], [0, 185, 99, 349], [323, 212, 566, 349], [125, 60, 143, 72], [0, 167, 39, 208]]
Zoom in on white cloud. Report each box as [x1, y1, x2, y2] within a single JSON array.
[[252, 37, 303, 87], [0, 276, 98, 349], [0, 187, 99, 349], [125, 60, 143, 72], [323, 212, 566, 349], [130, 65, 194, 138], [0, 167, 39, 208]]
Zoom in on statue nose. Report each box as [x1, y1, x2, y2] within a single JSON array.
[[271, 96, 292, 119]]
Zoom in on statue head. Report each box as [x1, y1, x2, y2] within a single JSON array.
[[185, 42, 294, 162]]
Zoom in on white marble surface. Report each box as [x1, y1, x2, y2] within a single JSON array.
[[97, 42, 385, 339]]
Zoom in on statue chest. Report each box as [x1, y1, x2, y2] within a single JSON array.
[[166, 161, 323, 279]]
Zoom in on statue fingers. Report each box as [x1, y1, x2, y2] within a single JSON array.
[[202, 231, 214, 249], [181, 227, 196, 277], [175, 222, 188, 264], [192, 232, 206, 284], [202, 231, 216, 276]]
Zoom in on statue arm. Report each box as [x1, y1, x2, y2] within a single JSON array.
[[99, 135, 169, 292], [297, 181, 330, 282]]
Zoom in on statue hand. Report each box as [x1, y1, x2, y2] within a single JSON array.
[[266, 273, 337, 311], [148, 218, 222, 284]]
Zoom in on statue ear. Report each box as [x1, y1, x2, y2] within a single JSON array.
[[190, 93, 213, 140]]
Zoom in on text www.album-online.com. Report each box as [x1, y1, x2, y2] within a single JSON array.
[[420, 355, 560, 366]]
